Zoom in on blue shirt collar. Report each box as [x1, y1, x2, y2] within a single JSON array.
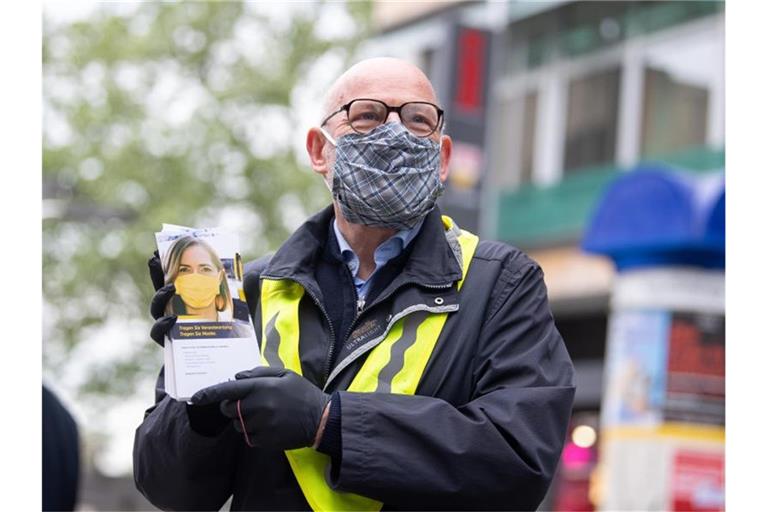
[[333, 217, 424, 286]]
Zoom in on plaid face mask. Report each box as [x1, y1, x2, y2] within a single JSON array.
[[322, 123, 444, 230]]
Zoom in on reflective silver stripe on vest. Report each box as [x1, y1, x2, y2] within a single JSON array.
[[263, 312, 284, 369], [444, 221, 463, 271]]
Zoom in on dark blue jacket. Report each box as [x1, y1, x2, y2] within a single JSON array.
[[133, 206, 575, 511], [43, 385, 79, 511]]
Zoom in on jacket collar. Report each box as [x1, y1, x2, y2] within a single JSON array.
[[262, 205, 462, 290]]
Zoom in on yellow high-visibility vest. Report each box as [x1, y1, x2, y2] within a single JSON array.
[[259, 216, 479, 511]]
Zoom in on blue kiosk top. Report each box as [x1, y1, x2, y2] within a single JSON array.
[[581, 165, 725, 271]]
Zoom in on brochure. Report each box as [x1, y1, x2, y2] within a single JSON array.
[[155, 224, 261, 401]]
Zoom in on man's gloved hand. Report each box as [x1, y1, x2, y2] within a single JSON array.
[[148, 251, 177, 346], [190, 366, 331, 451]]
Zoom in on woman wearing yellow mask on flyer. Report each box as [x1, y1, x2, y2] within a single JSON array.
[[162, 236, 232, 321]]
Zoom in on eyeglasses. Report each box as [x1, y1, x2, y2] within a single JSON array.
[[320, 98, 444, 138]]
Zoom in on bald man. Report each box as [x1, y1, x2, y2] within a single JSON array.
[[134, 58, 575, 511]]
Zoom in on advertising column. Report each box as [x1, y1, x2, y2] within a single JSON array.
[[583, 167, 725, 511]]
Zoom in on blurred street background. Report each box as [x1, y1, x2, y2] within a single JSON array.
[[42, 1, 725, 510]]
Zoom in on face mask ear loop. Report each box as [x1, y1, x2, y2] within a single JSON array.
[[318, 127, 337, 147], [318, 127, 338, 194], [323, 173, 334, 194]]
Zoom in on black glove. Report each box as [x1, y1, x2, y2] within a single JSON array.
[[148, 250, 165, 291], [147, 251, 176, 346], [190, 366, 331, 450]]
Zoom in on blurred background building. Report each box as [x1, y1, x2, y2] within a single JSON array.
[[361, 1, 724, 510]]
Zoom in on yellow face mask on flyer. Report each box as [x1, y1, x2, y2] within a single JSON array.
[[174, 273, 220, 309]]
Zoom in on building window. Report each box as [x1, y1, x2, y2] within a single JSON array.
[[564, 67, 621, 172], [490, 90, 538, 189], [641, 67, 708, 157], [639, 24, 722, 157], [420, 47, 435, 82], [520, 91, 538, 185]]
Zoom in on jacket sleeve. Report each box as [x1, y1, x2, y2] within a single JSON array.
[[331, 261, 576, 511], [133, 367, 240, 511]]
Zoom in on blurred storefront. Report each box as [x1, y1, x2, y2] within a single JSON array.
[[362, 1, 725, 510]]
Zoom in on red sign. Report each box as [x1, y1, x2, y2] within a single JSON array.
[[454, 28, 487, 115], [671, 450, 724, 511], [664, 313, 725, 425]]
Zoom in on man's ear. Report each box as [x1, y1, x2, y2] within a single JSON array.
[[306, 128, 330, 177], [438, 134, 452, 183]]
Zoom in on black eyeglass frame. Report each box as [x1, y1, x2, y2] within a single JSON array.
[[320, 98, 445, 137]]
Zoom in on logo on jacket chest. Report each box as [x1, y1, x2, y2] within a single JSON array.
[[344, 318, 384, 352]]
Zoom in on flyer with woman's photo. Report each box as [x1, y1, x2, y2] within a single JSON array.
[[155, 224, 261, 401]]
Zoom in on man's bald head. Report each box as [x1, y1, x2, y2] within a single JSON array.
[[321, 57, 439, 121], [307, 56, 453, 194]]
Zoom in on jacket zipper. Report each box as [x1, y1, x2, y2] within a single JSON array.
[[357, 297, 365, 314]]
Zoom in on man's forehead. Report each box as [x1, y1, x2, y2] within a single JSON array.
[[343, 74, 436, 103], [324, 58, 438, 112]]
